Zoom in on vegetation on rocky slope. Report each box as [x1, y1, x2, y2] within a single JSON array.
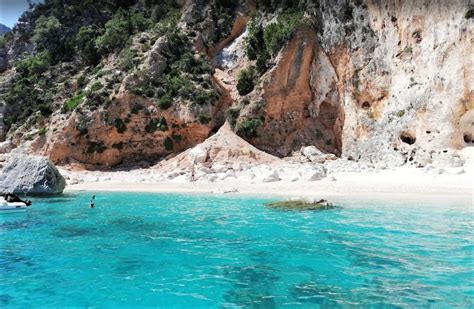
[[0, 0, 222, 134], [0, 0, 312, 143]]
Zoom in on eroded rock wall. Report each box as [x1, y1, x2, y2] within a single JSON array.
[[317, 0, 474, 166], [237, 0, 472, 166], [44, 93, 220, 167]]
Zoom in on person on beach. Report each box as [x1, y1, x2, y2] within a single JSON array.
[[191, 160, 196, 182], [89, 195, 95, 208]]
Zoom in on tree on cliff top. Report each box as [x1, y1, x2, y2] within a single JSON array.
[[32, 15, 70, 62]]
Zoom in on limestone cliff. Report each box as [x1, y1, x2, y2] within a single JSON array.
[[0, 0, 472, 169], [228, 0, 473, 167]]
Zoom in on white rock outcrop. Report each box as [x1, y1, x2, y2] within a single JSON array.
[[189, 146, 208, 164], [301, 146, 337, 163], [0, 155, 66, 195]]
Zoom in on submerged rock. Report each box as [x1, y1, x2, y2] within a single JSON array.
[[266, 199, 338, 211], [0, 155, 66, 195]]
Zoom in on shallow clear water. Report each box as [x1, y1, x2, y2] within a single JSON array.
[[0, 192, 472, 308]]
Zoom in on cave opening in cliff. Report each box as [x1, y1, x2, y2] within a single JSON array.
[[361, 101, 370, 109], [463, 133, 472, 144], [315, 101, 344, 156], [400, 132, 416, 145]]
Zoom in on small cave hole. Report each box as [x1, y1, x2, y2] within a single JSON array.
[[412, 31, 422, 43], [464, 133, 472, 143], [361, 101, 371, 109], [400, 132, 416, 145], [426, 130, 431, 134]]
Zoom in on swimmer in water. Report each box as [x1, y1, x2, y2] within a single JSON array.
[[90, 195, 95, 208]]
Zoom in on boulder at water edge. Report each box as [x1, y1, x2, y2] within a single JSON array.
[[0, 155, 66, 195]]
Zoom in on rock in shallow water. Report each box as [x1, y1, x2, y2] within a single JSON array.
[[0, 155, 66, 195], [266, 199, 338, 211]]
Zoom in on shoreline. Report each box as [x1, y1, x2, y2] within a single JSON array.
[[65, 168, 473, 203]]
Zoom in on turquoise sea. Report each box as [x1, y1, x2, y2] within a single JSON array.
[[0, 192, 472, 308]]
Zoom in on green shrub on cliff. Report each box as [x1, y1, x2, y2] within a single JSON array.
[[95, 10, 130, 53], [246, 16, 265, 61], [198, 113, 211, 124], [225, 107, 240, 128], [118, 47, 137, 71], [245, 8, 304, 74], [16, 51, 51, 76], [114, 118, 127, 133], [95, 9, 151, 54], [157, 94, 173, 109], [145, 116, 168, 133], [3, 50, 56, 129], [236, 67, 257, 95], [245, 15, 270, 74], [38, 127, 48, 136], [1, 32, 13, 45], [76, 26, 101, 66], [163, 136, 173, 150], [157, 116, 168, 131], [85, 90, 108, 109], [263, 9, 303, 56], [87, 141, 107, 154], [63, 92, 85, 112], [90, 81, 103, 92], [236, 118, 262, 138], [210, 0, 237, 43], [133, 82, 155, 97], [32, 15, 70, 62]]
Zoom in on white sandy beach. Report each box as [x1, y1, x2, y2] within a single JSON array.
[[65, 167, 473, 202]]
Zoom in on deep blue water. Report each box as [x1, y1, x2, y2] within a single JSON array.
[[0, 192, 472, 308]]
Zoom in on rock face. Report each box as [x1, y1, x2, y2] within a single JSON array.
[[43, 92, 221, 167], [1, 1, 472, 170], [319, 0, 473, 166], [0, 155, 66, 194], [35, 26, 231, 167], [231, 0, 472, 167], [248, 24, 344, 157]]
